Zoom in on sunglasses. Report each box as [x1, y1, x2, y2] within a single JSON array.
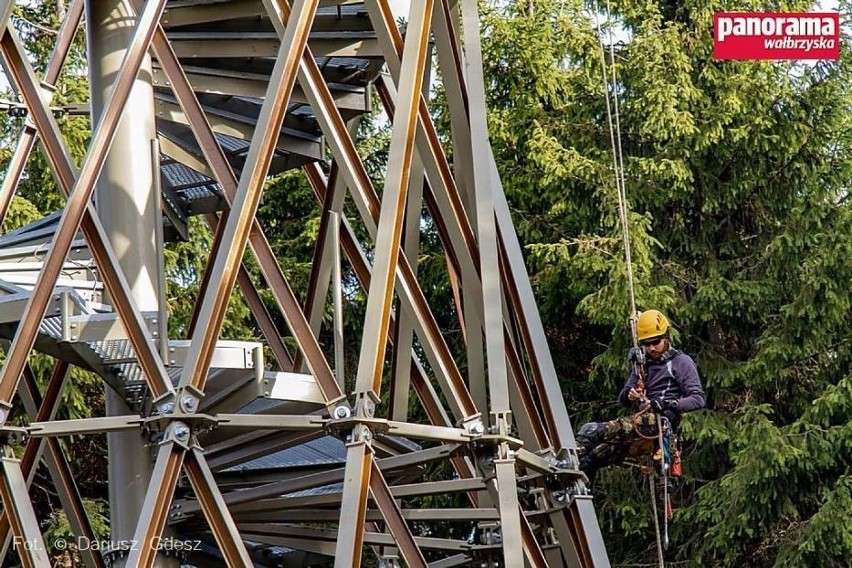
[[640, 337, 665, 347]]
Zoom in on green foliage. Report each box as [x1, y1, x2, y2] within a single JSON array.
[[472, 0, 852, 564], [43, 499, 110, 566]]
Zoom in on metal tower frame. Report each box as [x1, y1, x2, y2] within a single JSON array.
[[0, 0, 610, 566]]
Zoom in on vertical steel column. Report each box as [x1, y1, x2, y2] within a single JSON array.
[[84, 2, 168, 565]]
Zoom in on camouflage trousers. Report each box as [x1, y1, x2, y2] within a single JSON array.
[[576, 413, 661, 482]]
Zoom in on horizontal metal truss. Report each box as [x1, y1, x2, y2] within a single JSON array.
[[0, 0, 610, 567]]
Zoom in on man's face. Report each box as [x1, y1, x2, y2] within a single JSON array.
[[641, 337, 668, 360]]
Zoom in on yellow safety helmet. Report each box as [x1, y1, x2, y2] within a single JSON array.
[[636, 310, 670, 342]]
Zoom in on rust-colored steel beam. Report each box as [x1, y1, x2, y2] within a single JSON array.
[[377, 71, 552, 451], [521, 511, 551, 568], [505, 326, 551, 450], [369, 26, 480, 274], [146, 22, 342, 394], [263, 0, 480, 423], [201, 213, 294, 371], [304, 164, 478, 420], [125, 441, 184, 568], [177, 0, 321, 394], [0, 362, 99, 566], [0, 0, 84, 226], [184, 448, 253, 566], [355, 0, 433, 396], [19, 362, 69, 473], [369, 462, 428, 568], [500, 237, 557, 444], [145, 6, 341, 404], [235, 263, 294, 370]]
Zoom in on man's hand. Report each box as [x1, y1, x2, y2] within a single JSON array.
[[628, 388, 643, 401]]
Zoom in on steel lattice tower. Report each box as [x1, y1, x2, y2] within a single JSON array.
[[0, 0, 610, 566]]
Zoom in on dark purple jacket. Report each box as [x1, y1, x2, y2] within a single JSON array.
[[619, 349, 705, 413]]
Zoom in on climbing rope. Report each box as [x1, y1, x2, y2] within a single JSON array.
[[592, 1, 640, 346], [648, 465, 666, 568], [593, 6, 668, 566]]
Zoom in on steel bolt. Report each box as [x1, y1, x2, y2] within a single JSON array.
[[174, 424, 190, 441], [160, 402, 174, 414], [469, 422, 485, 436], [182, 396, 197, 412]]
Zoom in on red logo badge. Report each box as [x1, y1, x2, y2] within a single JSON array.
[[714, 12, 840, 60]]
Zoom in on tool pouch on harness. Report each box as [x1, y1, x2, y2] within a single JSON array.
[[632, 411, 659, 438], [670, 435, 683, 477]]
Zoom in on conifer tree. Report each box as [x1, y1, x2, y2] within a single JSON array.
[[470, 0, 851, 564]]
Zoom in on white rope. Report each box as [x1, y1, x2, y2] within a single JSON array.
[[595, 6, 664, 566], [648, 471, 666, 568], [592, 1, 640, 344]]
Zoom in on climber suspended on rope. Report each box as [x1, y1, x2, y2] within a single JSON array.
[[575, 309, 705, 483]]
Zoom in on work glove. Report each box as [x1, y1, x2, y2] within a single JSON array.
[[650, 399, 679, 426], [650, 398, 676, 414]]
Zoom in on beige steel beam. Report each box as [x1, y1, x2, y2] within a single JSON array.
[[152, 66, 370, 112], [334, 439, 373, 567], [239, 524, 475, 551], [175, 444, 460, 517], [162, 0, 366, 28], [154, 98, 323, 159], [168, 35, 381, 59], [0, 453, 50, 568], [389, 66, 428, 422], [229, 508, 500, 522], [353, 0, 433, 398]]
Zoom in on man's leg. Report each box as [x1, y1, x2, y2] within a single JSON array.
[[577, 417, 635, 483]]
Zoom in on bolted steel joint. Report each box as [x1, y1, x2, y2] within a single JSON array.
[[350, 424, 373, 443], [467, 421, 485, 436], [171, 422, 191, 443], [363, 398, 375, 417], [180, 395, 198, 413], [333, 405, 352, 419]]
